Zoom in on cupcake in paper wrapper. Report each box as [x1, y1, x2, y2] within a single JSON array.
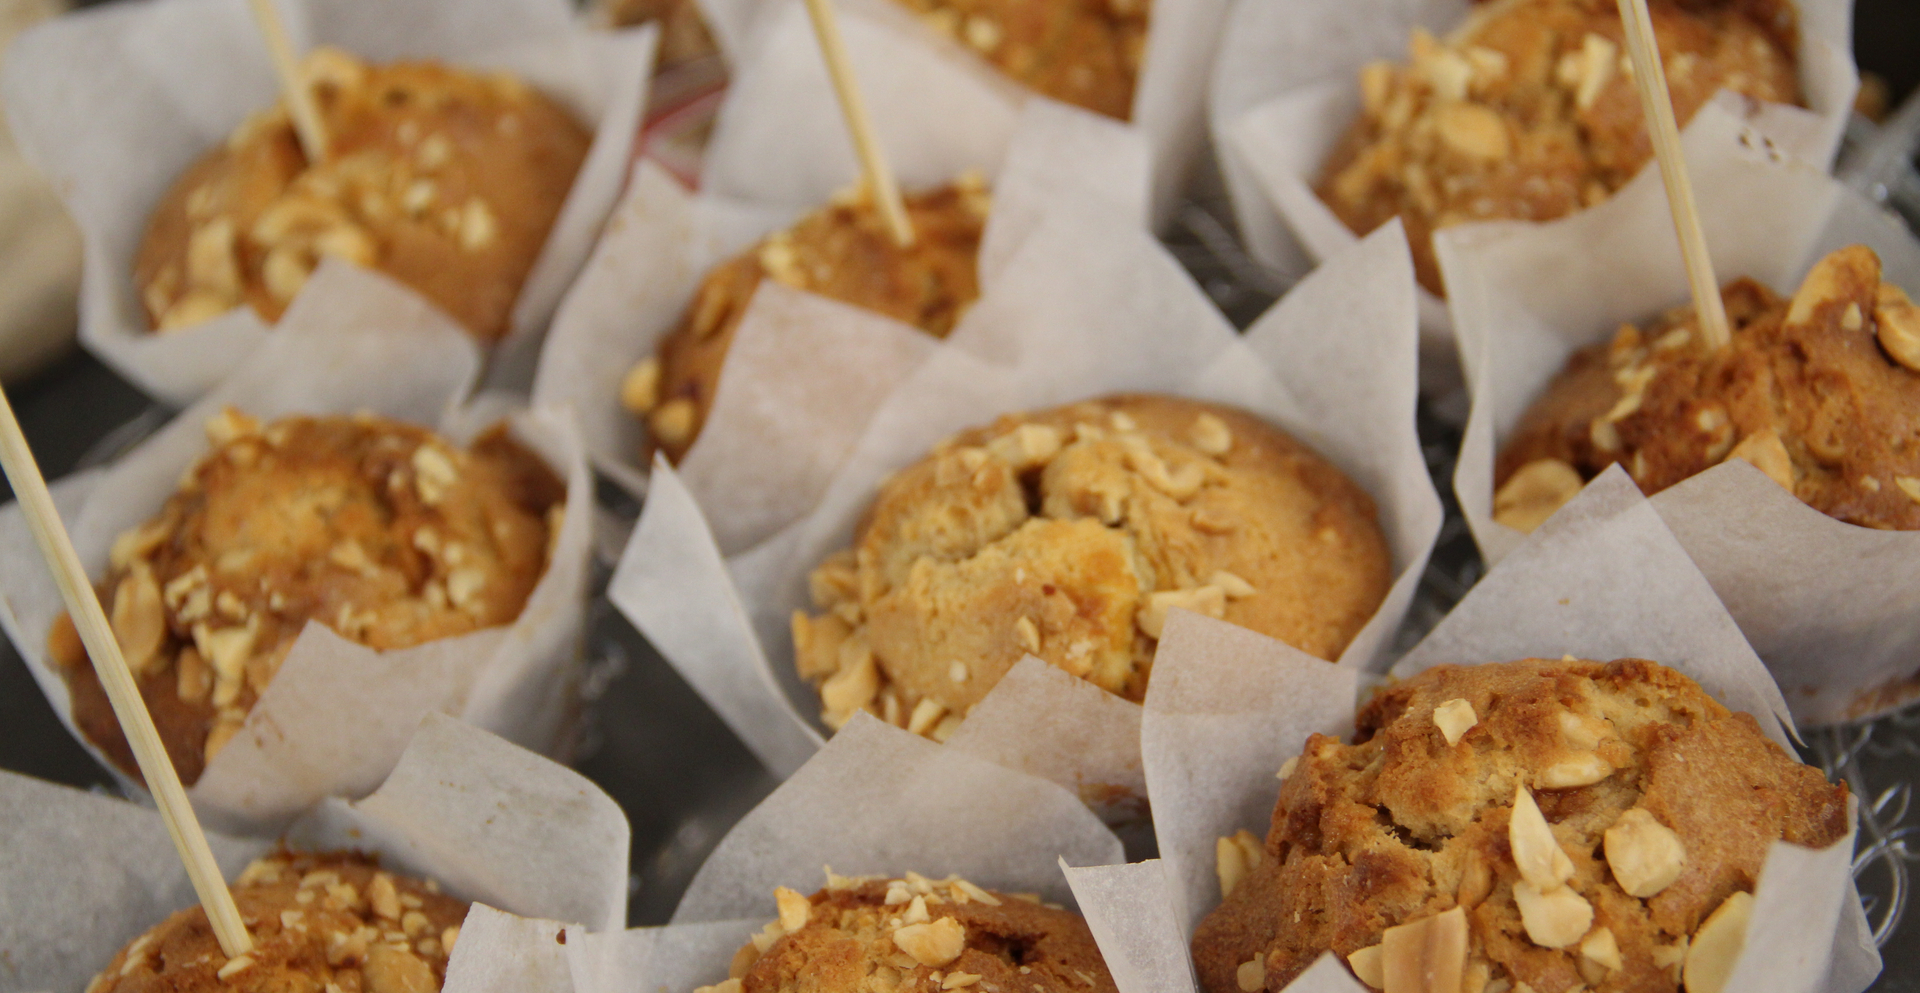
[[0, 265, 595, 835], [0, 0, 656, 404], [1443, 138, 1920, 726]]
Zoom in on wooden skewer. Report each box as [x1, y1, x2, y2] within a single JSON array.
[[1614, 0, 1731, 350], [247, 0, 329, 164], [799, 0, 916, 247], [0, 392, 254, 960]]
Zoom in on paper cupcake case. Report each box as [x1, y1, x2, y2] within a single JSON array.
[[0, 714, 629, 993], [684, 0, 1223, 225], [1068, 469, 1879, 993], [1444, 137, 1920, 727], [442, 714, 1125, 992], [0, 0, 657, 406], [532, 98, 1151, 504], [0, 264, 595, 836], [604, 161, 1441, 830], [1205, 0, 1856, 358]]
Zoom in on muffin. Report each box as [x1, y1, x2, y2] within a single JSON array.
[[1316, 0, 1800, 295], [694, 871, 1118, 993], [1493, 245, 1920, 534], [1191, 657, 1850, 993], [793, 394, 1392, 739], [136, 47, 590, 341], [85, 850, 467, 993], [619, 176, 990, 463], [889, 0, 1147, 119], [50, 407, 566, 784]]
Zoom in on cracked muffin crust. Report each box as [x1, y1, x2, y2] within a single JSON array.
[[694, 871, 1118, 993], [1191, 658, 1850, 993], [51, 408, 565, 785], [86, 851, 467, 993], [889, 0, 1148, 120], [136, 47, 590, 341], [620, 177, 991, 464], [793, 394, 1392, 739], [1316, 0, 1800, 295], [1493, 245, 1920, 535]]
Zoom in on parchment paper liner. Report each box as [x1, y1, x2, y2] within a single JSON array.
[[1061, 468, 1880, 993], [533, 98, 1150, 501], [1206, 0, 1855, 373], [1444, 142, 1920, 726], [0, 263, 595, 836], [444, 714, 1125, 993], [607, 212, 1441, 825], [0, 714, 629, 993], [0, 0, 657, 405], [687, 0, 1224, 224]]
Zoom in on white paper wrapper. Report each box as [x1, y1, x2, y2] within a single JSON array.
[[1207, 0, 1856, 360], [0, 0, 657, 405], [691, 0, 1224, 225], [0, 264, 596, 835], [533, 98, 1149, 502], [606, 208, 1440, 816], [0, 714, 629, 993], [1446, 143, 1920, 725], [449, 715, 1123, 993], [1066, 469, 1879, 993]]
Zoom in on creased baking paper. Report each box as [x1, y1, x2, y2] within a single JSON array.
[[692, 0, 1223, 224], [1, 0, 656, 405], [0, 264, 595, 836], [533, 99, 1149, 504], [458, 715, 1122, 993], [1208, 0, 1856, 299], [1066, 467, 1878, 993], [0, 714, 629, 993], [1445, 145, 1920, 725], [608, 214, 1440, 814]]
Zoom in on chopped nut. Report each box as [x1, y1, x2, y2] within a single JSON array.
[[1216, 830, 1263, 899], [1652, 937, 1688, 976], [442, 925, 460, 953], [693, 981, 742, 993], [1432, 698, 1477, 746], [1538, 751, 1612, 788], [962, 15, 1002, 51], [1277, 756, 1299, 780], [1236, 957, 1266, 992], [1843, 303, 1864, 332], [907, 697, 948, 736], [204, 710, 244, 764], [1347, 945, 1384, 989], [1493, 459, 1583, 534], [215, 955, 253, 980], [458, 198, 498, 252], [1508, 786, 1574, 890], [187, 216, 242, 298], [1876, 283, 1920, 372], [1683, 891, 1754, 993], [262, 245, 313, 304], [1435, 103, 1510, 161], [1380, 906, 1468, 993], [315, 223, 377, 267], [1896, 476, 1920, 505], [1125, 446, 1206, 500], [204, 407, 260, 448], [1724, 429, 1794, 492], [446, 567, 488, 614], [774, 886, 811, 931], [758, 236, 803, 287], [1572, 33, 1618, 110], [1190, 413, 1232, 455], [411, 444, 459, 505], [950, 661, 970, 683], [986, 424, 1063, 469], [417, 133, 452, 169], [402, 179, 437, 217], [364, 945, 436, 993], [158, 289, 235, 331], [942, 973, 982, 990], [1603, 808, 1686, 897], [400, 911, 429, 937], [110, 565, 167, 675], [1014, 615, 1041, 654], [368, 872, 402, 920], [904, 894, 932, 925], [1556, 711, 1609, 750], [819, 640, 879, 722], [1209, 570, 1256, 599], [1787, 245, 1876, 327], [195, 621, 258, 707], [1137, 585, 1227, 638], [893, 917, 966, 967], [1589, 418, 1622, 455], [1580, 926, 1622, 972], [951, 879, 1000, 906], [1512, 881, 1591, 949], [650, 398, 698, 448], [621, 357, 662, 415]]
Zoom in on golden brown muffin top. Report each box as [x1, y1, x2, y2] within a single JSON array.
[[51, 408, 565, 784], [1494, 245, 1920, 534], [1191, 658, 1850, 993], [136, 47, 590, 340], [623, 177, 990, 463], [87, 850, 468, 993], [889, 0, 1148, 120], [696, 872, 1118, 993], [1316, 0, 1800, 295], [793, 394, 1392, 740]]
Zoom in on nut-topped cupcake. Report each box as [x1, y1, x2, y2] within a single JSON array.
[[620, 176, 990, 463], [136, 47, 590, 341], [695, 872, 1119, 993], [1316, 0, 1800, 295], [50, 407, 565, 784], [793, 394, 1391, 739], [1191, 657, 1850, 993]]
